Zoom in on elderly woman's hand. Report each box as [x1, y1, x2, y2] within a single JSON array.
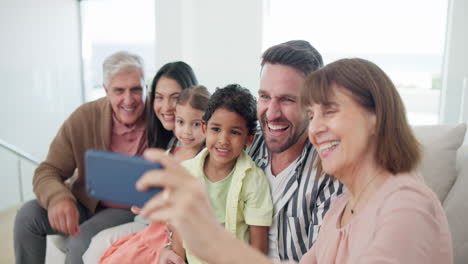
[[136, 148, 273, 264], [137, 149, 221, 260]]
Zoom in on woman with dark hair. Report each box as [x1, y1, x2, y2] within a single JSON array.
[[137, 58, 453, 264], [82, 61, 198, 263], [146, 61, 198, 149]]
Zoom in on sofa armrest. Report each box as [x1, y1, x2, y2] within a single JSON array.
[[443, 144, 468, 264]]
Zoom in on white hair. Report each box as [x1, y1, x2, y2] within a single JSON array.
[[102, 51, 145, 87]]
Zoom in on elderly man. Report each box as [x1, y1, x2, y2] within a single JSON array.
[[14, 51, 148, 264]]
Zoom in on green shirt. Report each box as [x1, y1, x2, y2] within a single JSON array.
[[204, 169, 234, 225], [182, 148, 273, 264]]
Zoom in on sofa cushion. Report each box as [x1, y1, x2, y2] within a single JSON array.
[[412, 123, 467, 201]]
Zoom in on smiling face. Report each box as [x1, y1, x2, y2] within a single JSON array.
[[203, 108, 254, 170], [105, 69, 146, 126], [307, 84, 377, 178], [153, 76, 183, 131], [174, 103, 205, 150], [257, 63, 309, 153]]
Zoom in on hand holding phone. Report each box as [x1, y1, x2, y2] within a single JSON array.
[[85, 150, 163, 208]]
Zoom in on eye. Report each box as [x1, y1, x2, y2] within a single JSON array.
[[231, 130, 241, 135], [154, 95, 163, 101], [176, 119, 183, 125], [259, 94, 270, 100], [131, 87, 143, 93], [280, 97, 295, 103], [325, 109, 337, 115], [210, 127, 220, 132], [193, 121, 202, 127]]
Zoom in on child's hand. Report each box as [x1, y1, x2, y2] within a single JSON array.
[[131, 206, 142, 215], [159, 248, 185, 264]]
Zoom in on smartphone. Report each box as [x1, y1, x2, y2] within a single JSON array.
[[85, 149, 163, 208]]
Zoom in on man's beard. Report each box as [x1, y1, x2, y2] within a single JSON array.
[[260, 115, 308, 154]]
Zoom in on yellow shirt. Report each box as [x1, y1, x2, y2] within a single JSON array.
[[182, 148, 273, 264]]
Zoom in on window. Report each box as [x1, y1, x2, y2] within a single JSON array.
[[264, 0, 448, 124], [80, 0, 156, 101]]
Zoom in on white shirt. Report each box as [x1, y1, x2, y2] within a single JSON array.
[[265, 158, 300, 259]]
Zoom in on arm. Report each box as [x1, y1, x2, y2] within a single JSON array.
[[171, 229, 186, 261], [138, 149, 273, 264], [249, 225, 268, 254], [34, 112, 83, 235], [33, 115, 78, 209], [159, 229, 186, 264]]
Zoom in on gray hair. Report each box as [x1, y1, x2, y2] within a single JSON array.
[[102, 51, 145, 87]]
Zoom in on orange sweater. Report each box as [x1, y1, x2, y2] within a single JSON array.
[[33, 97, 139, 213]]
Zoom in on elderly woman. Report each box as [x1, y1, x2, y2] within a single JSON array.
[[137, 58, 453, 264]]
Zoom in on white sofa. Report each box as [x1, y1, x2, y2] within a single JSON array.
[[412, 124, 467, 264], [46, 124, 468, 264]]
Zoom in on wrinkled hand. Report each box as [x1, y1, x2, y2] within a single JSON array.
[[48, 199, 80, 236], [158, 248, 185, 264]]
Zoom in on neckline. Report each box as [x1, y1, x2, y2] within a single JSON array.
[[335, 174, 393, 230]]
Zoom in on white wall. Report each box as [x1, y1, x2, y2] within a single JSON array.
[[0, 0, 82, 210], [155, 0, 264, 95]]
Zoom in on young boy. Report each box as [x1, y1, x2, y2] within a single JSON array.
[[175, 84, 273, 264]]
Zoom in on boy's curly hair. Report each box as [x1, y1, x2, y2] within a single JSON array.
[[202, 84, 257, 135]]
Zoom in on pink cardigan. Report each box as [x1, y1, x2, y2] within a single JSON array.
[[300, 172, 453, 264]]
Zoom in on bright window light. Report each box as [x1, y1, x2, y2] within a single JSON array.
[[264, 0, 448, 125]]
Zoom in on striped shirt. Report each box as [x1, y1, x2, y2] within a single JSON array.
[[248, 129, 344, 261]]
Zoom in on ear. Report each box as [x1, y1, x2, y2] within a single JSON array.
[[245, 134, 254, 147], [104, 84, 109, 96]]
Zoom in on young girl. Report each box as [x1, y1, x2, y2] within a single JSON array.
[[170, 84, 274, 264], [98, 86, 211, 264]]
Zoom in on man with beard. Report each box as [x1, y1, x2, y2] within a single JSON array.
[[248, 40, 343, 262]]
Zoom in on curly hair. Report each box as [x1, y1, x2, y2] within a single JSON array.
[[202, 84, 257, 135]]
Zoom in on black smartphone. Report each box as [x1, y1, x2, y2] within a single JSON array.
[[85, 149, 163, 207]]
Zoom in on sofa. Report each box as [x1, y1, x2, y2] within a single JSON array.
[[46, 124, 468, 264], [412, 123, 467, 264]]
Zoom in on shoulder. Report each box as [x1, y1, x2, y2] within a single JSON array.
[[238, 151, 270, 189], [181, 148, 208, 176], [67, 97, 110, 124], [240, 151, 267, 180], [378, 173, 443, 218]]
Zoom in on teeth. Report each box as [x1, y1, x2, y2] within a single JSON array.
[[319, 141, 340, 151], [162, 114, 174, 120], [216, 148, 229, 152], [122, 107, 135, 112], [268, 123, 288, 130]]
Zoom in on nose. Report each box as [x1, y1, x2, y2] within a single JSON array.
[[183, 124, 192, 136], [218, 130, 229, 145], [123, 90, 134, 105], [308, 114, 326, 140], [265, 99, 281, 121], [162, 98, 175, 112]]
